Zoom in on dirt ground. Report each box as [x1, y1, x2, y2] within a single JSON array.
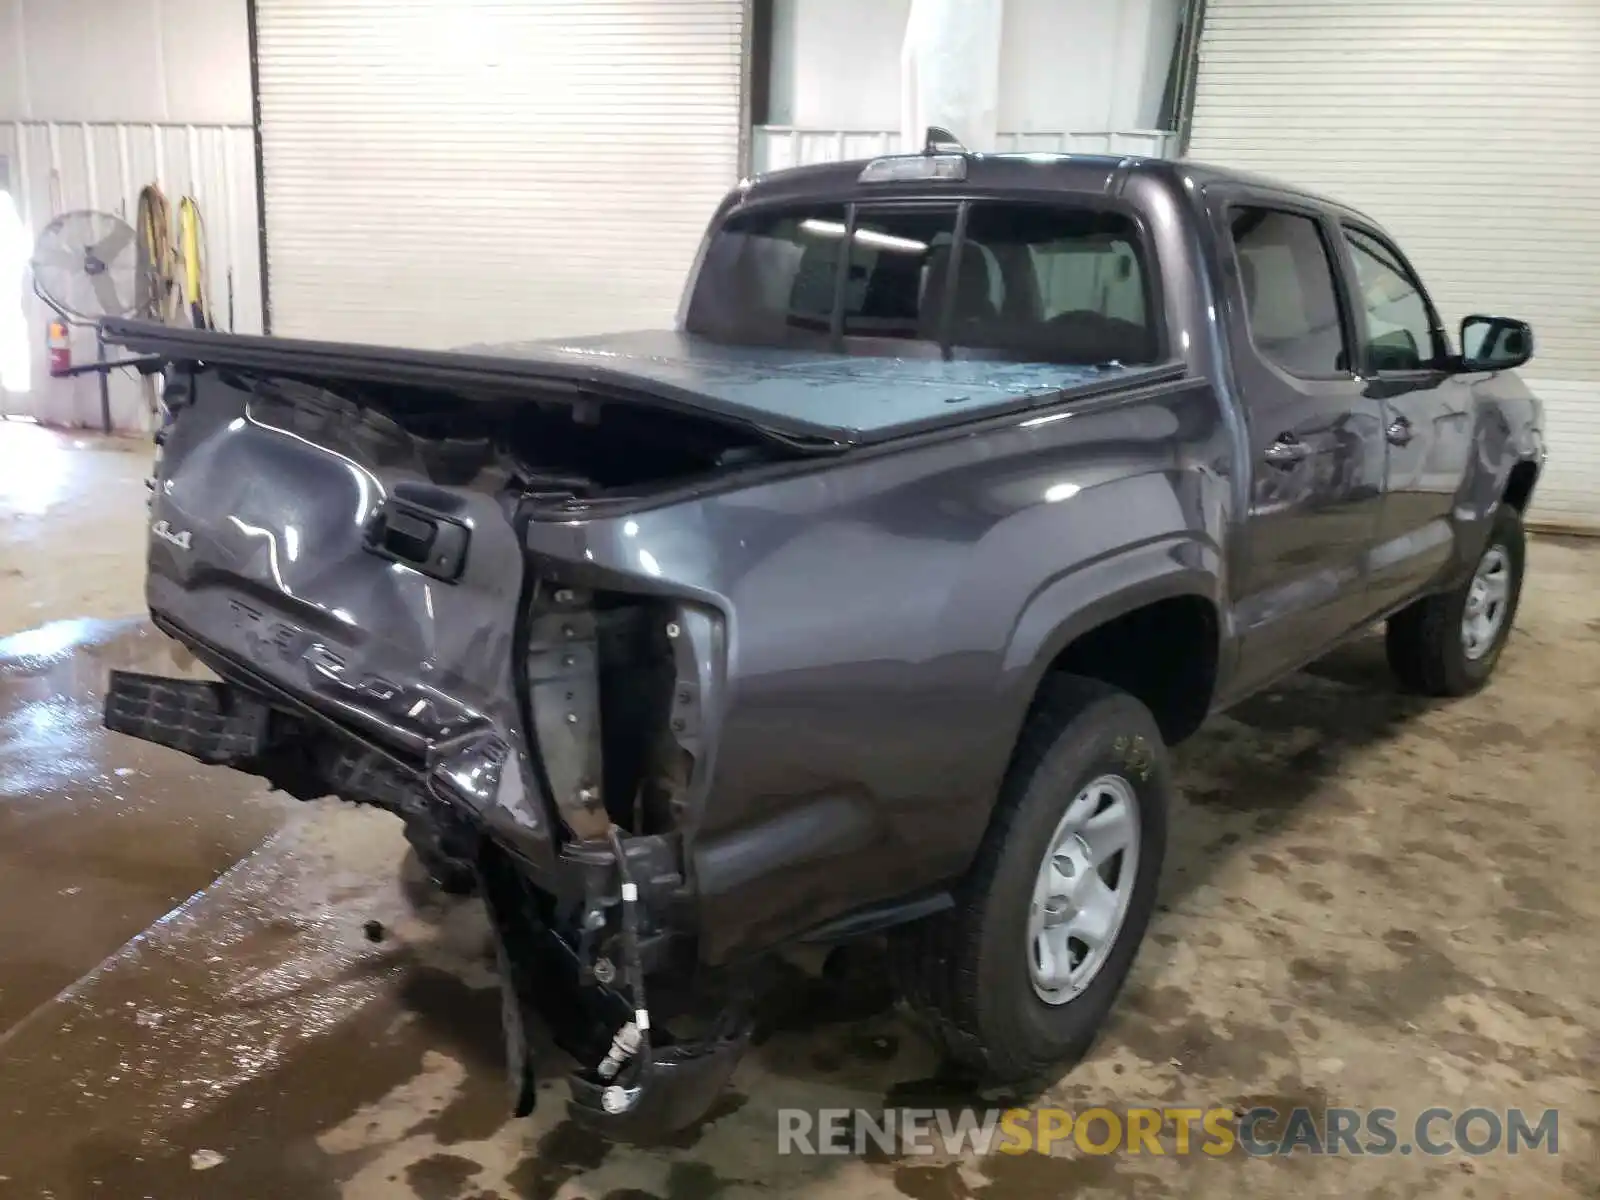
[[0, 421, 1595, 1198]]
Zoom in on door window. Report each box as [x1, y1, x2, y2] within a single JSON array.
[[1343, 227, 1444, 371], [1229, 207, 1350, 378]]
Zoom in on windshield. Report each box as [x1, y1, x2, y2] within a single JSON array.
[[684, 199, 1159, 366]]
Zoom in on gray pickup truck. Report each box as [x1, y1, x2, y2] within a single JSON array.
[[102, 135, 1544, 1140]]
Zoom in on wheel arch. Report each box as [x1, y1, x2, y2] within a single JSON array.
[[1448, 379, 1543, 585], [1501, 457, 1540, 514], [1001, 540, 1227, 749]]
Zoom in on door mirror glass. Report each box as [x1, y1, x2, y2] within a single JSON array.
[[1460, 315, 1533, 371]]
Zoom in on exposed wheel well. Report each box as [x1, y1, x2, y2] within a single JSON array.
[[1041, 595, 1219, 745], [1502, 460, 1539, 513]]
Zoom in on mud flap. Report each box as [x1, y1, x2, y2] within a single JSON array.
[[477, 846, 751, 1142], [477, 848, 623, 1117], [565, 1028, 751, 1142]]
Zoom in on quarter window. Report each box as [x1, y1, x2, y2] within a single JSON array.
[[1229, 207, 1349, 378], [1343, 227, 1443, 371]]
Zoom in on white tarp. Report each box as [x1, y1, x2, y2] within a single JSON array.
[[900, 0, 1004, 152], [0, 185, 28, 401]]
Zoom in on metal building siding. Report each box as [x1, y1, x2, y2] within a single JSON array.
[[253, 0, 746, 349], [1187, 0, 1600, 529], [2, 120, 261, 428]]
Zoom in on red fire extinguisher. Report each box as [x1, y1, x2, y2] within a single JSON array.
[[47, 320, 71, 378]]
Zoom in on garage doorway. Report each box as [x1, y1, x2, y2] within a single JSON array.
[[251, 0, 748, 349]]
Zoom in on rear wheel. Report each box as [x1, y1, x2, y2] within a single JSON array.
[[892, 675, 1169, 1081], [1386, 506, 1526, 696]]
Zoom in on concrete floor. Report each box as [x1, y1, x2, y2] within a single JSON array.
[[0, 421, 1595, 1198]]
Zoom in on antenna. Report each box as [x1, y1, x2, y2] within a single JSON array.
[[924, 126, 966, 155]]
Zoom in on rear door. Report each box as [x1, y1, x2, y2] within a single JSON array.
[[1334, 222, 1473, 613], [1210, 192, 1388, 694]]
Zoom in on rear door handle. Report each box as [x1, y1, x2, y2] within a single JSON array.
[[1263, 434, 1311, 468], [1386, 416, 1414, 446], [365, 498, 470, 582]]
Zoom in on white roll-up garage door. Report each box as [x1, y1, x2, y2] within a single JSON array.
[[1187, 0, 1600, 530], [254, 0, 745, 349]]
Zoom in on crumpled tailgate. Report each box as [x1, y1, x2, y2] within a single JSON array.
[[142, 364, 560, 864]]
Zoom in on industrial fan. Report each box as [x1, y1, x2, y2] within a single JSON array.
[[30, 210, 140, 321], [28, 209, 163, 430]]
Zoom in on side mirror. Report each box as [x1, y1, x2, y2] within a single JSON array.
[[1460, 315, 1533, 371]]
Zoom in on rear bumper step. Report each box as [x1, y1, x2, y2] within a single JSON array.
[[103, 670, 273, 763]]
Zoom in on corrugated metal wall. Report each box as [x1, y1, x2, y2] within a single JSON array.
[[1188, 0, 1600, 531], [1, 121, 260, 430], [752, 125, 1178, 172], [1, 0, 256, 431]]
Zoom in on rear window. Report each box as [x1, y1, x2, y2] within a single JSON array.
[[685, 199, 1159, 365], [838, 207, 959, 342], [682, 206, 847, 347]]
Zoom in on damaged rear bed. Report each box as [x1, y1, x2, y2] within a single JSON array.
[[97, 318, 1172, 1137]]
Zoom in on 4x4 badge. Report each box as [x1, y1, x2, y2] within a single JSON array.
[[151, 519, 193, 551]]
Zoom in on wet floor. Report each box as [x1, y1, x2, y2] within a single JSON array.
[[0, 619, 292, 1034], [0, 422, 156, 639], [0, 425, 1596, 1198]]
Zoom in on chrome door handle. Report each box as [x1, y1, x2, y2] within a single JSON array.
[[1386, 417, 1414, 446], [1263, 435, 1311, 468]]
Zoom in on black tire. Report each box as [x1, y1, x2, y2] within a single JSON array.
[[891, 675, 1170, 1082], [1386, 506, 1527, 697], [404, 817, 478, 896]]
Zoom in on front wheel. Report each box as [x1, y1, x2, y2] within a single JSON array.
[[892, 675, 1169, 1082], [1386, 506, 1527, 697]]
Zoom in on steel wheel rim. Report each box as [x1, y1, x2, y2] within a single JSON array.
[[1028, 774, 1141, 1005], [1462, 545, 1511, 661]]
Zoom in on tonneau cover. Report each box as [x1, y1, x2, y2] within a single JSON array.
[[102, 320, 1182, 447]]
